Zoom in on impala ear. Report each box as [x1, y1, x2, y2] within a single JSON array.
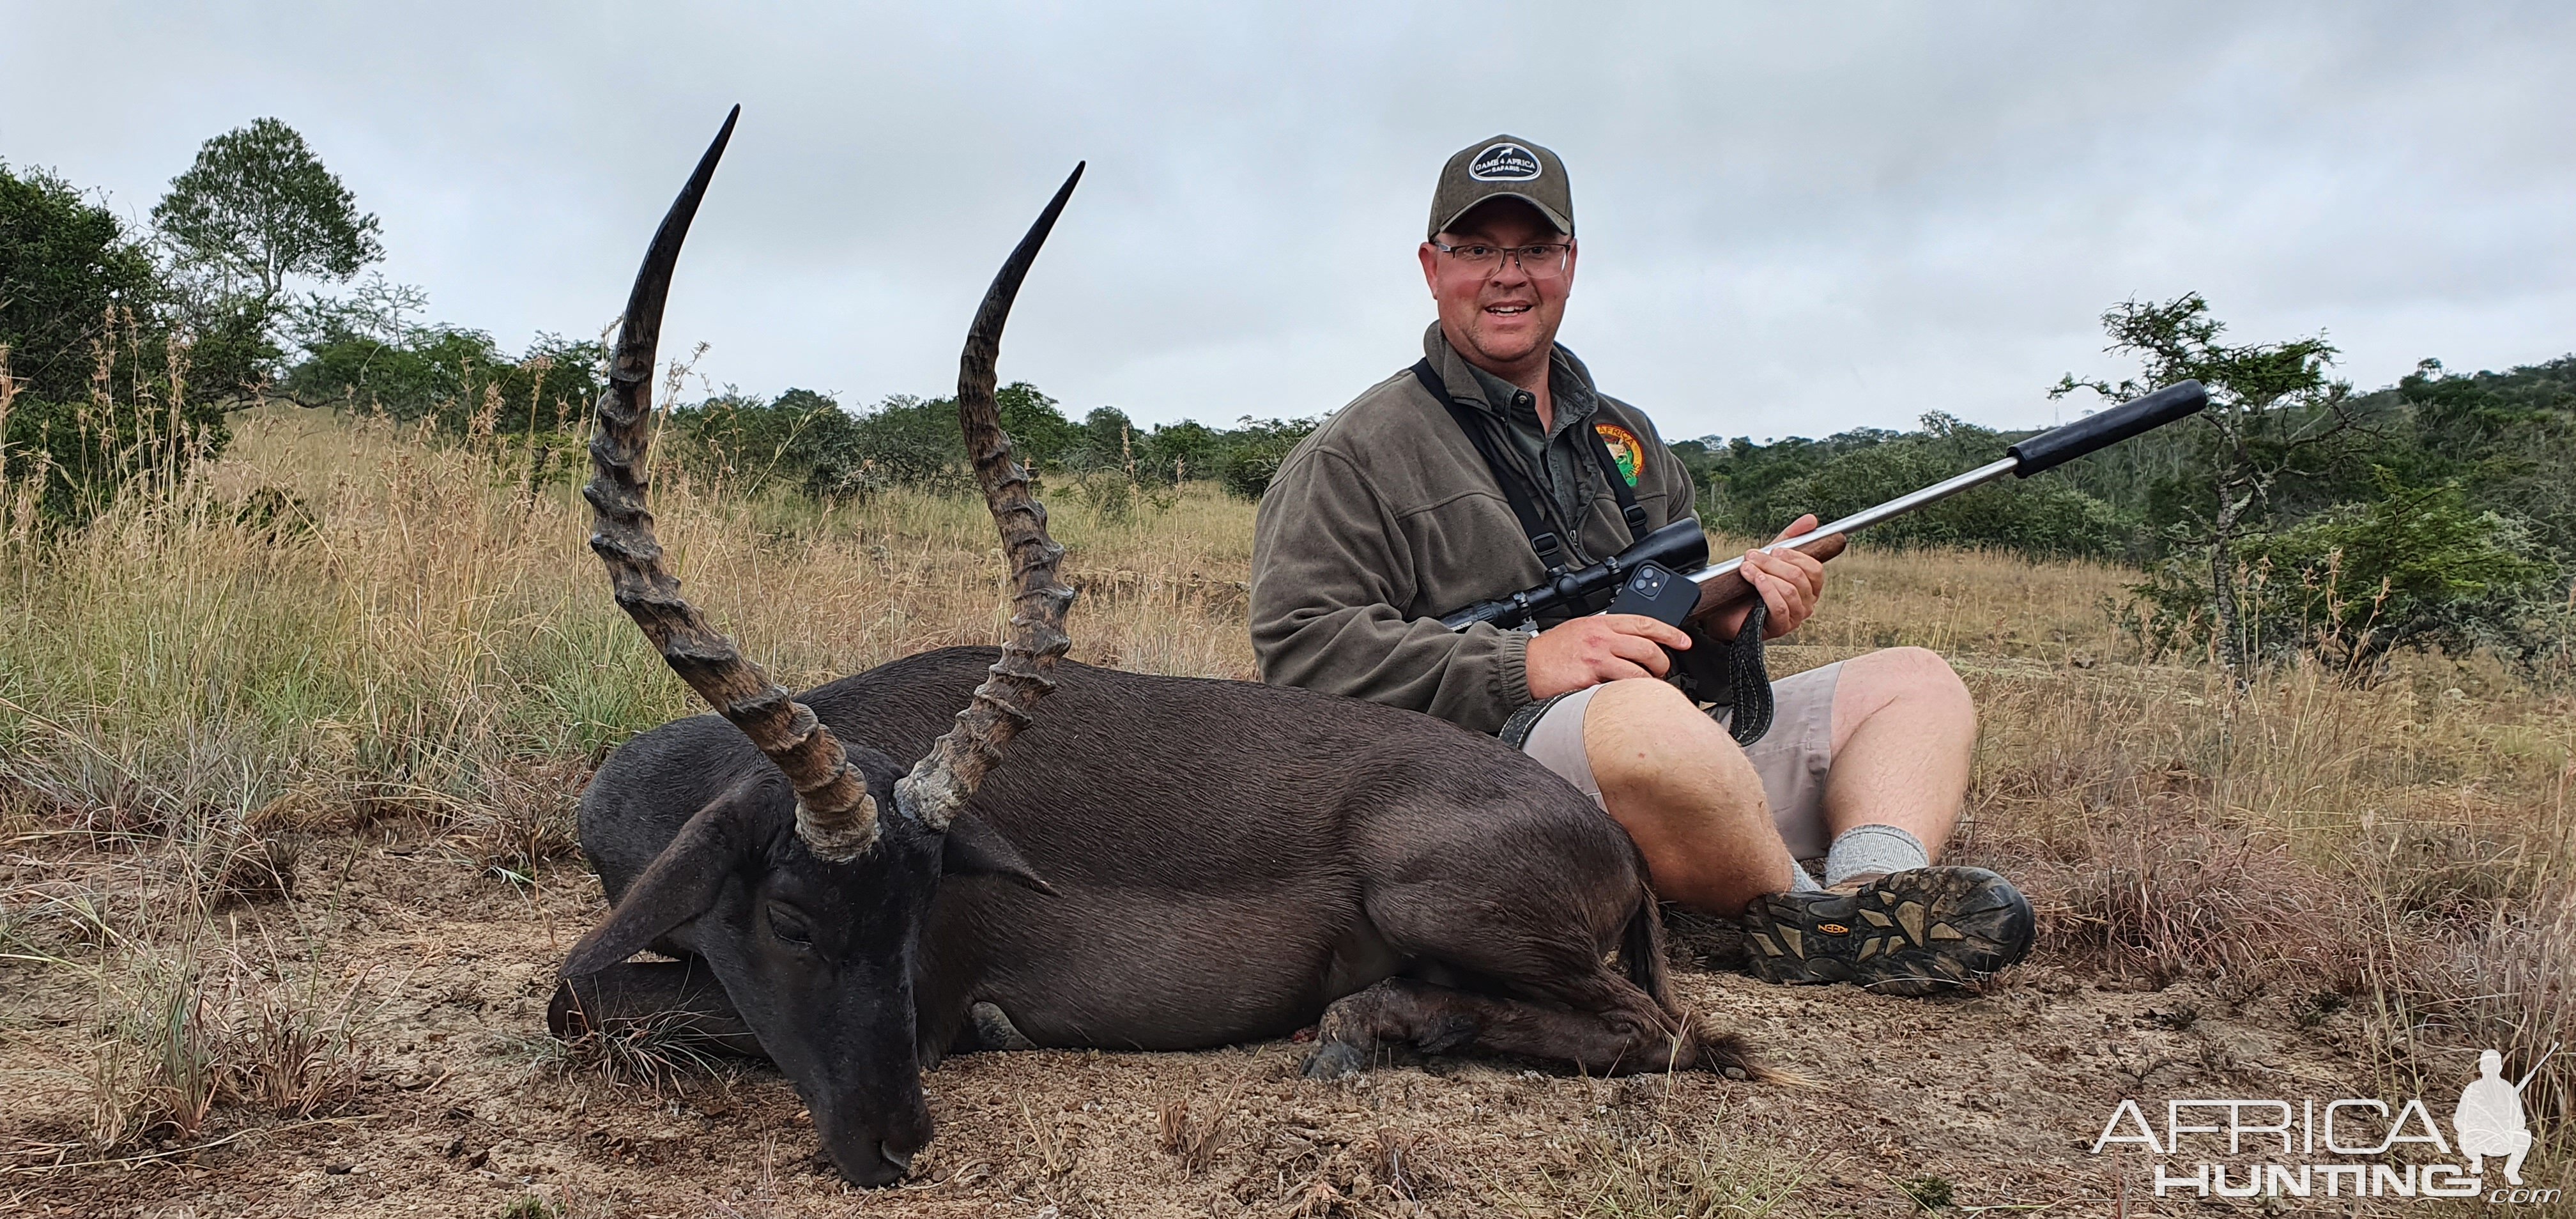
[[563, 790, 761, 976], [942, 812, 1057, 896]]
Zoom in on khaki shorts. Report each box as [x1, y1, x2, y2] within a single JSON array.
[[1506, 663, 1841, 861]]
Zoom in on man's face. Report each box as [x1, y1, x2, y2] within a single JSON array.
[[1418, 199, 1577, 375]]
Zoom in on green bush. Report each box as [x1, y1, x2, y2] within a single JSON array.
[[1216, 417, 1324, 500], [2124, 473, 2558, 674], [282, 301, 602, 439], [1, 162, 230, 522], [662, 386, 1329, 505]]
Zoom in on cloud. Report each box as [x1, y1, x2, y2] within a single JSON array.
[[4, 1, 2570, 440]]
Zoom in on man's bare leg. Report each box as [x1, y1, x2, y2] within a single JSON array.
[[1819, 646, 1977, 875], [1575, 652, 2027, 992], [1583, 677, 1794, 912], [1740, 648, 2029, 992]]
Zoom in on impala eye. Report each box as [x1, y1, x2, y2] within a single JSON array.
[[768, 905, 814, 946]]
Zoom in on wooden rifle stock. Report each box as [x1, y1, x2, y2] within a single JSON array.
[[1685, 531, 1848, 625]]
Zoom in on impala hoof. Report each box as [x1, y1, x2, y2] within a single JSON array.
[[1301, 1040, 1365, 1080]]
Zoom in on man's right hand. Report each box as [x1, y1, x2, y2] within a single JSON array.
[[1525, 615, 1691, 700]]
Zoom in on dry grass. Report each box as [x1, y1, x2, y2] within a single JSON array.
[[1720, 536, 2576, 1129], [548, 1008, 728, 1096], [3, 404, 2572, 1194], [1157, 1078, 1252, 1174], [1514, 1116, 1807, 1218], [10, 933, 372, 1167]]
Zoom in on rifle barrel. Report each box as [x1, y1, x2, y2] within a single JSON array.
[[1687, 456, 2021, 588]]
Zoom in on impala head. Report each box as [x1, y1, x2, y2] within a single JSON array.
[[564, 106, 1081, 1186]]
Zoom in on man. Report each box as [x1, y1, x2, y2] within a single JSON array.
[[1249, 135, 2034, 995]]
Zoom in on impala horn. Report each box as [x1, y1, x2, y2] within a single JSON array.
[[583, 106, 884, 861], [894, 164, 1084, 829]]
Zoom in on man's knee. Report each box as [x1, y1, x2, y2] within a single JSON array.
[[1843, 646, 1973, 719], [1877, 645, 1969, 694], [1583, 678, 1741, 792]]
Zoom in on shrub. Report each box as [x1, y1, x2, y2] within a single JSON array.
[[2123, 473, 2557, 674], [1216, 416, 1322, 500], [281, 306, 603, 440], [1, 164, 231, 522]]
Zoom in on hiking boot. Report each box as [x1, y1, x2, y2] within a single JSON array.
[[1662, 901, 1751, 970], [1740, 866, 2034, 996]]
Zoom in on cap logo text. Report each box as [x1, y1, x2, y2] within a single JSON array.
[[1469, 142, 1542, 181]]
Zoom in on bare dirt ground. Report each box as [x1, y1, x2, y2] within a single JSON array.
[[4, 828, 2393, 1218]]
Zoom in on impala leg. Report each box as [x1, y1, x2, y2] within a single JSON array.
[[1303, 971, 1745, 1080], [548, 960, 767, 1059]]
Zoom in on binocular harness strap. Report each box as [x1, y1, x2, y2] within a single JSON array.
[[1409, 358, 1775, 746], [1411, 361, 1568, 571]]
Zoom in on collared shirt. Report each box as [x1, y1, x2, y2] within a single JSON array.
[[1460, 349, 1608, 562]]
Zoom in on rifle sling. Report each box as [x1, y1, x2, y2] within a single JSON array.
[[1723, 602, 1775, 746]]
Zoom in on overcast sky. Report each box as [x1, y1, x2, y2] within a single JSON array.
[[5, 3, 2571, 441]]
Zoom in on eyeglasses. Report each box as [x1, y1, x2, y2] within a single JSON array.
[[1432, 240, 1572, 280]]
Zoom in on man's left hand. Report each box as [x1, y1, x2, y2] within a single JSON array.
[[1708, 514, 1827, 641]]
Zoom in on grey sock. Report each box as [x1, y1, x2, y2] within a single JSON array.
[[1823, 824, 1930, 887], [1788, 865, 1822, 893]]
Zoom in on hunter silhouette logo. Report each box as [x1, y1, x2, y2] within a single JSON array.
[[2090, 1043, 2561, 1203], [1469, 142, 1542, 181], [2458, 1045, 2552, 1186]]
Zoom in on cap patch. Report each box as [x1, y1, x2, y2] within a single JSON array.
[[1469, 142, 1542, 182], [1596, 423, 1643, 486]]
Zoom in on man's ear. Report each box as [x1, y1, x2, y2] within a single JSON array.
[[562, 790, 760, 976], [942, 812, 1057, 896]]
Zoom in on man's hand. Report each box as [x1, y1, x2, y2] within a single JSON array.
[[1706, 514, 1828, 642], [1526, 614, 1692, 700]]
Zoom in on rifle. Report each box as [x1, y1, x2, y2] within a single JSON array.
[[1441, 379, 2209, 634]]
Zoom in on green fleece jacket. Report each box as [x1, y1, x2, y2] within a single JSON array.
[[1250, 325, 1698, 735]]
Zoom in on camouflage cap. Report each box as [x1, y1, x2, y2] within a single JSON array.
[[1427, 135, 1572, 240]]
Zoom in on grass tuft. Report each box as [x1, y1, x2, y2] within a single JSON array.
[[1518, 1118, 1805, 1218]]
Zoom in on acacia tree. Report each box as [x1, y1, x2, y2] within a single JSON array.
[[151, 119, 383, 402], [2053, 293, 2355, 673], [153, 118, 382, 307]]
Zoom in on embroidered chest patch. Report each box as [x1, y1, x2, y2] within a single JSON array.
[[1595, 422, 1644, 486]]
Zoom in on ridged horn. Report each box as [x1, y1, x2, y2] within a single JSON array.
[[583, 107, 882, 862], [894, 164, 1084, 829]]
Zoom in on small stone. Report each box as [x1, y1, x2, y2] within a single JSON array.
[[326, 1163, 354, 1175], [1722, 1066, 1749, 1080]]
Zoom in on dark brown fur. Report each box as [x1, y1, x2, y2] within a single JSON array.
[[583, 647, 1745, 1061], [569, 650, 1754, 1142]]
